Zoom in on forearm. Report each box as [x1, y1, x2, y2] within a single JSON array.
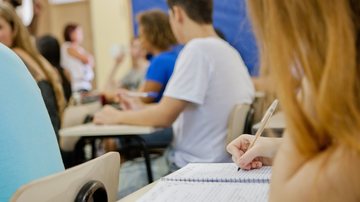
[[115, 104, 173, 127], [68, 48, 92, 64]]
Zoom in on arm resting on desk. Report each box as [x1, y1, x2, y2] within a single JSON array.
[[93, 97, 187, 127]]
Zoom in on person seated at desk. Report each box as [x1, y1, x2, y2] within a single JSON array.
[[101, 10, 182, 153], [104, 10, 181, 104], [105, 37, 149, 92], [0, 3, 65, 141], [94, 0, 254, 172], [227, 0, 360, 201], [37, 35, 72, 103]]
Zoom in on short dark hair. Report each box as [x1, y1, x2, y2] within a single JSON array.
[[63, 23, 79, 42], [167, 0, 213, 24], [137, 10, 177, 51]]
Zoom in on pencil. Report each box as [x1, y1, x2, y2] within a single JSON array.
[[249, 99, 279, 148], [122, 91, 159, 98], [238, 99, 279, 171]]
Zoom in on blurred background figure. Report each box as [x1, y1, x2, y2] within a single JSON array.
[[105, 37, 149, 91], [37, 35, 72, 103], [61, 23, 94, 93], [0, 3, 65, 141], [136, 9, 182, 103]]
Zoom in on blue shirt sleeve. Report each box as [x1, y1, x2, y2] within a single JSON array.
[[144, 51, 178, 102], [0, 44, 64, 201], [145, 55, 173, 86]]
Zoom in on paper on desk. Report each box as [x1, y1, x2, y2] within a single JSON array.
[[137, 181, 269, 202]]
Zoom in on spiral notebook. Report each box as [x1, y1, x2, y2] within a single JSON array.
[[162, 163, 271, 183], [138, 163, 271, 202]]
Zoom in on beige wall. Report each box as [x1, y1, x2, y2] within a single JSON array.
[[36, 0, 133, 89], [38, 0, 93, 52], [90, 0, 133, 90]]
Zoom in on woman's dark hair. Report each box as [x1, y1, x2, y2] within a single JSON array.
[[37, 35, 61, 68], [63, 23, 79, 42], [36, 35, 72, 102]]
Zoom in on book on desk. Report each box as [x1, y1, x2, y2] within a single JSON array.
[[137, 163, 271, 202]]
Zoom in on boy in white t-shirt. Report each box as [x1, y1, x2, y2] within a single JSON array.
[[94, 0, 255, 170]]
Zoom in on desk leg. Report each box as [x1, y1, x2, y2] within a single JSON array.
[[133, 136, 154, 183]]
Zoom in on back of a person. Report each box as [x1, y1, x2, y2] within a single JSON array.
[[170, 37, 255, 167]]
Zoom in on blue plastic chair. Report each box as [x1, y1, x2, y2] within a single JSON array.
[[0, 44, 64, 201]]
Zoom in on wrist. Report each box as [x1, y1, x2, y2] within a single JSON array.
[[114, 110, 124, 124]]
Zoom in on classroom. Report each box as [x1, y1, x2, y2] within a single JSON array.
[[1, 0, 359, 201]]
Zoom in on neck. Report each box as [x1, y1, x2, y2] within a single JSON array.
[[182, 22, 217, 43], [151, 47, 170, 56]]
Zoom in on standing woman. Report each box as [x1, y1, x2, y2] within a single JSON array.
[[61, 23, 94, 93], [0, 3, 65, 140], [227, 0, 360, 201]]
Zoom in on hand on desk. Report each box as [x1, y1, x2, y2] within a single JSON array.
[[93, 105, 122, 125], [116, 89, 145, 110], [93, 91, 146, 125], [226, 135, 281, 170]]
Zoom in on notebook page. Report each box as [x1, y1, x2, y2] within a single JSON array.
[[137, 181, 269, 202], [163, 163, 271, 183]]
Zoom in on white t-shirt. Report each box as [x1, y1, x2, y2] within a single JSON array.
[[61, 42, 94, 92], [164, 37, 255, 167]]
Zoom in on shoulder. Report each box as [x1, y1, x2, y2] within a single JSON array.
[[12, 48, 36, 66], [12, 47, 29, 58], [149, 52, 177, 68]]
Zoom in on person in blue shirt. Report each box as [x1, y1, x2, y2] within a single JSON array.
[[137, 9, 182, 103], [100, 10, 181, 154]]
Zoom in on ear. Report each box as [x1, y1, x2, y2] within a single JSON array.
[[171, 6, 184, 24]]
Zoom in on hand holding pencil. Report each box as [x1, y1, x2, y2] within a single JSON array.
[[226, 100, 281, 170]]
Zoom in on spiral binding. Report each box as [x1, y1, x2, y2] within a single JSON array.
[[162, 177, 270, 184]]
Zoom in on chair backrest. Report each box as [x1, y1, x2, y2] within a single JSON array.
[[11, 152, 120, 202], [243, 107, 255, 134], [252, 91, 267, 123], [0, 44, 64, 201], [226, 103, 251, 144]]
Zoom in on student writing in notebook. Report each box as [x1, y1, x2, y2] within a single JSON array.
[[227, 1, 360, 201], [94, 0, 254, 171]]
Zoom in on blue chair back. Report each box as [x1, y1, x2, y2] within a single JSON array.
[[0, 44, 64, 201]]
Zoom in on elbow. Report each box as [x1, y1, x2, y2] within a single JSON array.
[[155, 118, 173, 128], [154, 113, 175, 128]]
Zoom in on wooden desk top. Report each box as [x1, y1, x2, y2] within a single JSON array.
[[59, 123, 156, 137]]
